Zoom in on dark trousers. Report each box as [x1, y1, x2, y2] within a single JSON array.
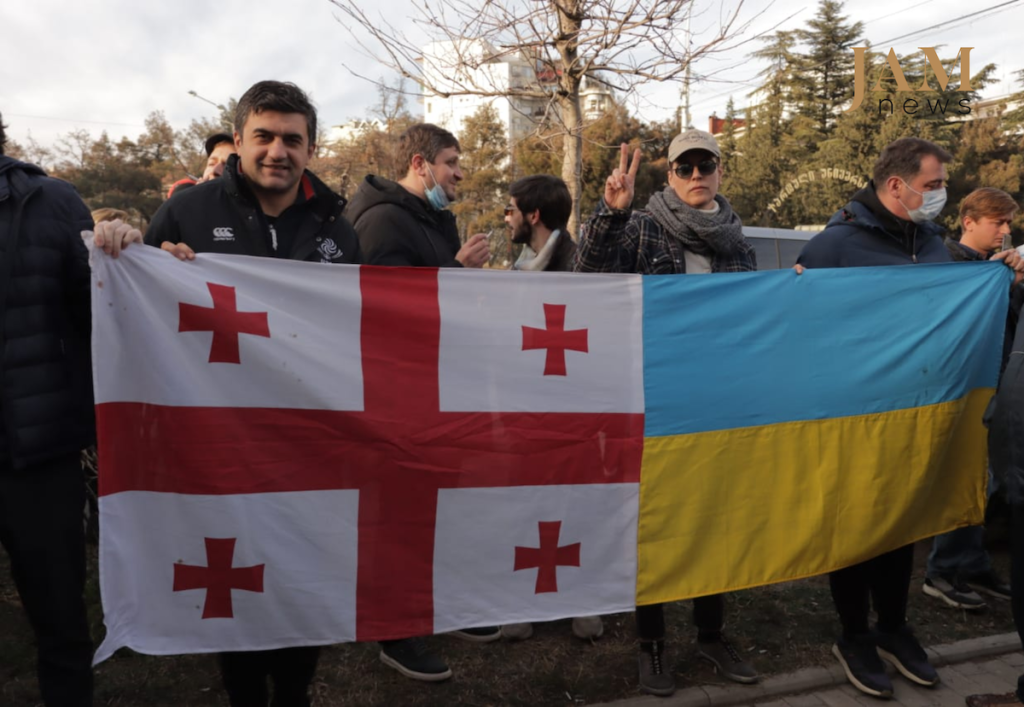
[[0, 453, 93, 707], [829, 543, 914, 639], [636, 593, 725, 643], [219, 647, 321, 707], [1011, 505, 1024, 700]]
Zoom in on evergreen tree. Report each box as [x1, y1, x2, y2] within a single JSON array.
[[791, 0, 863, 146], [725, 31, 798, 225], [718, 97, 740, 174]]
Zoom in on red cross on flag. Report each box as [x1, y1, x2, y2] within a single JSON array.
[[91, 247, 642, 661]]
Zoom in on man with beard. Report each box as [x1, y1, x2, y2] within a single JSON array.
[[574, 129, 759, 697], [503, 175, 577, 272], [498, 174, 603, 642]]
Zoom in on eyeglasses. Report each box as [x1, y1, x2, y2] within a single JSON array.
[[504, 204, 518, 216], [672, 160, 719, 178]]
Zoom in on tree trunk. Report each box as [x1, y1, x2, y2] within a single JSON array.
[[559, 92, 584, 238], [553, 0, 584, 238]]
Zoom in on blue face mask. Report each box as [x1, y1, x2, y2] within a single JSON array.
[[422, 165, 450, 211]]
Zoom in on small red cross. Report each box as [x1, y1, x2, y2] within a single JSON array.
[[521, 303, 589, 376], [514, 521, 581, 594], [179, 282, 270, 364], [172, 537, 265, 619]]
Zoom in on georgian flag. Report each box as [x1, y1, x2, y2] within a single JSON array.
[[91, 245, 643, 661]]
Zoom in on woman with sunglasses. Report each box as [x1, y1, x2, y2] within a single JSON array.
[[574, 128, 758, 697]]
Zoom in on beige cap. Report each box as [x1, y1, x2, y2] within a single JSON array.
[[668, 129, 721, 163]]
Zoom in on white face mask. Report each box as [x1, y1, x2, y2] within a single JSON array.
[[898, 179, 947, 223]]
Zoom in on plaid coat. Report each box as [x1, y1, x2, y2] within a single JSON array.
[[572, 199, 756, 274]]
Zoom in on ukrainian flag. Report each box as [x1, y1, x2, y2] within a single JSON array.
[[637, 262, 1010, 605]]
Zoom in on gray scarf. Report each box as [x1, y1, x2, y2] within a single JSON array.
[[645, 187, 746, 259]]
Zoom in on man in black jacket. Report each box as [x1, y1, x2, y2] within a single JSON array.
[[345, 123, 488, 269], [0, 112, 140, 707], [799, 138, 1023, 701], [139, 81, 359, 707], [343, 123, 495, 683]]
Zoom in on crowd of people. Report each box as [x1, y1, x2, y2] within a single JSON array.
[[4, 78, 1024, 706]]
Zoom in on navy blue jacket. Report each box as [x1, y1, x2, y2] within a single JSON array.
[[0, 156, 95, 469], [798, 184, 950, 268]]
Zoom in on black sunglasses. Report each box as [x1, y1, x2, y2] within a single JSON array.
[[672, 160, 719, 178]]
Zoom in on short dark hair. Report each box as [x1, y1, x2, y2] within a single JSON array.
[[509, 175, 572, 232], [872, 137, 953, 187], [234, 81, 317, 144], [0, 111, 7, 156], [399, 123, 460, 169]]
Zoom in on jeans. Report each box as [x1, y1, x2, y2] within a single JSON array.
[[927, 468, 998, 577]]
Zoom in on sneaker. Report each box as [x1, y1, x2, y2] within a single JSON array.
[[923, 575, 987, 610], [379, 637, 452, 682], [500, 623, 534, 641], [637, 640, 676, 696], [875, 625, 939, 687], [966, 693, 1024, 706], [964, 570, 1012, 600], [571, 616, 604, 640], [832, 634, 893, 698], [448, 626, 502, 643], [698, 636, 759, 684]]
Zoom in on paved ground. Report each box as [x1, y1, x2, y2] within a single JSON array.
[[597, 633, 1022, 707], [757, 652, 1024, 706]]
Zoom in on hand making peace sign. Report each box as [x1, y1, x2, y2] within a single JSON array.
[[604, 143, 642, 211]]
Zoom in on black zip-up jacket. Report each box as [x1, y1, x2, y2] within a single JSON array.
[[345, 175, 462, 267], [945, 237, 1024, 372], [145, 154, 360, 265], [798, 183, 950, 268], [0, 156, 95, 469]]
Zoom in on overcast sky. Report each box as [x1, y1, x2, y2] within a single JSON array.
[[2, 0, 1021, 150]]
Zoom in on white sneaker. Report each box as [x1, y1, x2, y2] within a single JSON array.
[[500, 623, 534, 641], [571, 615, 604, 640]]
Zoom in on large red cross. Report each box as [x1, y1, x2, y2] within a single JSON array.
[[99, 267, 642, 640], [521, 303, 589, 376], [514, 521, 581, 594], [172, 537, 265, 619], [179, 282, 270, 364]]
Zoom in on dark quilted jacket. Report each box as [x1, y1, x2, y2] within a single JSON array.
[[0, 156, 95, 469]]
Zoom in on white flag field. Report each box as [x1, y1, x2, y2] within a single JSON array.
[[90, 243, 644, 661]]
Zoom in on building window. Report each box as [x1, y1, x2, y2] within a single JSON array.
[[427, 102, 432, 113]]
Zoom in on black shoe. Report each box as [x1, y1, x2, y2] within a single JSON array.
[[875, 625, 939, 687], [637, 640, 676, 696], [379, 638, 452, 682], [964, 570, 1012, 600], [923, 574, 987, 610], [448, 626, 502, 643], [698, 635, 760, 684], [832, 634, 893, 698]]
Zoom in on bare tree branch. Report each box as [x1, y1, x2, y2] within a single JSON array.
[[329, 0, 774, 232]]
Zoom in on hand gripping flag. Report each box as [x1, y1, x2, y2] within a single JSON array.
[[91, 244, 1008, 661]]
